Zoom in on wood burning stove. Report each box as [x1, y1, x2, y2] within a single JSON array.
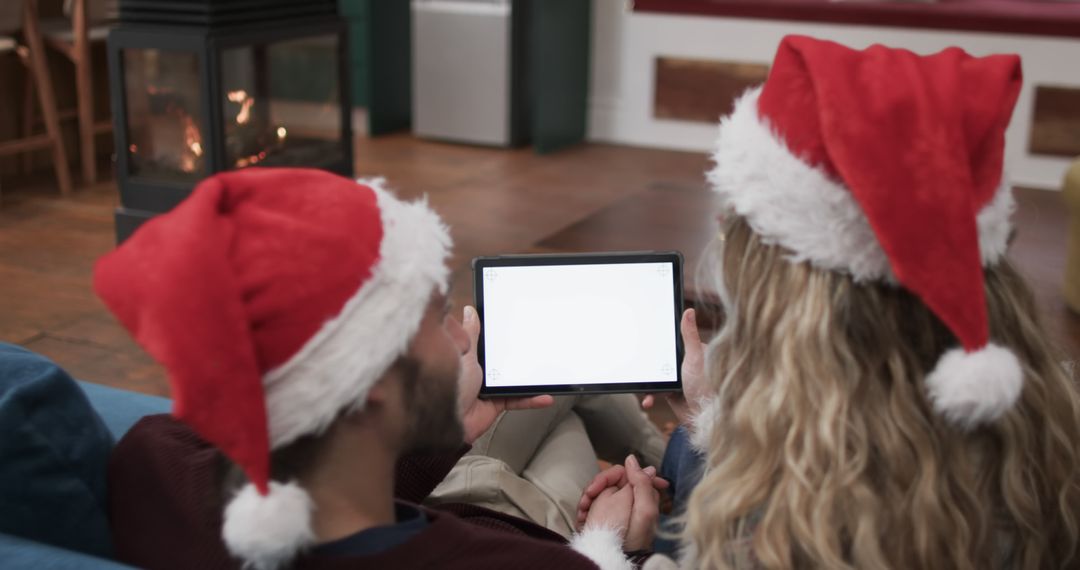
[[107, 0, 353, 241]]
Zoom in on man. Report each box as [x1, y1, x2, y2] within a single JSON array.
[[97, 168, 662, 569]]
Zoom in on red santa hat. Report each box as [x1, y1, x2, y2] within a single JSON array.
[[94, 168, 451, 569], [708, 36, 1024, 428]]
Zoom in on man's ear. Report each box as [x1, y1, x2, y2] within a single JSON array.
[[341, 376, 392, 428], [366, 378, 390, 405], [367, 370, 406, 407]]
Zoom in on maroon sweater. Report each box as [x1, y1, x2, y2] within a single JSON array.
[[108, 414, 602, 569]]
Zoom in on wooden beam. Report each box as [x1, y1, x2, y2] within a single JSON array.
[[1029, 85, 1080, 158], [0, 134, 52, 156], [653, 56, 768, 124]]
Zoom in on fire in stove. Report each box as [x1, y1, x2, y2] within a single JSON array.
[[108, 7, 353, 243], [183, 114, 203, 173], [223, 89, 289, 169]]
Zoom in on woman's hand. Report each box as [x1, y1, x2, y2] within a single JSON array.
[[457, 306, 553, 444], [576, 463, 669, 530], [623, 454, 662, 551], [641, 308, 707, 425], [579, 455, 663, 551]]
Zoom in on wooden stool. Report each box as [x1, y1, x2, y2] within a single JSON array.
[[1063, 157, 1080, 313], [0, 0, 74, 202], [28, 0, 112, 185]]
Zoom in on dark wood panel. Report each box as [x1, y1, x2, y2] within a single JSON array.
[[1009, 186, 1079, 360], [633, 0, 1080, 39], [537, 181, 720, 295], [1029, 85, 1080, 158], [653, 57, 768, 124]]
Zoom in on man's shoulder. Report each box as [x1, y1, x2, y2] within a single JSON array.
[[110, 418, 600, 570], [428, 509, 600, 568], [110, 413, 222, 505], [298, 509, 598, 570], [110, 414, 237, 569], [112, 413, 214, 462]]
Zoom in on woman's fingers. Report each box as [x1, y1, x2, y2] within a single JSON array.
[[681, 308, 702, 350]]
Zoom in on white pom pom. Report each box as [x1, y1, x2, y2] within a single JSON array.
[[223, 481, 316, 570], [925, 343, 1023, 429]]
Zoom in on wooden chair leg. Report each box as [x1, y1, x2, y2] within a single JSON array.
[[73, 0, 96, 184], [75, 54, 96, 184], [23, 0, 73, 196], [21, 72, 35, 174]]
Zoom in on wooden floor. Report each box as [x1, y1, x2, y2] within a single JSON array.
[[1, 135, 1076, 412]]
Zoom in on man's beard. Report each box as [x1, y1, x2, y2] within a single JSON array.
[[397, 357, 465, 453]]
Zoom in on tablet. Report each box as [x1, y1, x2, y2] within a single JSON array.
[[474, 252, 684, 396]]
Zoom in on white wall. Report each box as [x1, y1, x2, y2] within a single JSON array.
[[588, 0, 1080, 190]]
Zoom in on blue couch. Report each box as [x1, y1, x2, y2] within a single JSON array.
[[0, 344, 171, 569]]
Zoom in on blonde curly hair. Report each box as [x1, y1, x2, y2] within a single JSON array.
[[684, 215, 1080, 570]]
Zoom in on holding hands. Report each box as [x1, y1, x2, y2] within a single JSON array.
[[576, 454, 669, 551]]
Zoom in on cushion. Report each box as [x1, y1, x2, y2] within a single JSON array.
[[0, 532, 134, 569], [78, 380, 170, 440], [0, 343, 115, 558]]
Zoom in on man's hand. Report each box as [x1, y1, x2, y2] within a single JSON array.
[[583, 483, 633, 541], [641, 308, 707, 425], [457, 306, 553, 444]]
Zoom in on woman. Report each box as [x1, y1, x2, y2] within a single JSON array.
[[637, 35, 1080, 569]]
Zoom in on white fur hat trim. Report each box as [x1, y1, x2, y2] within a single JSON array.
[[925, 343, 1023, 429], [223, 481, 316, 570], [708, 87, 1015, 283], [570, 526, 634, 570], [262, 178, 451, 449]]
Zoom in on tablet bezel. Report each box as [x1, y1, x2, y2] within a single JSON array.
[[473, 251, 685, 397]]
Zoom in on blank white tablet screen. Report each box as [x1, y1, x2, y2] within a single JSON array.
[[481, 262, 678, 387]]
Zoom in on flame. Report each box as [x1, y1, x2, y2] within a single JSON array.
[[181, 114, 203, 173], [236, 99, 254, 125], [141, 84, 206, 174], [224, 90, 292, 169], [227, 89, 255, 125]]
